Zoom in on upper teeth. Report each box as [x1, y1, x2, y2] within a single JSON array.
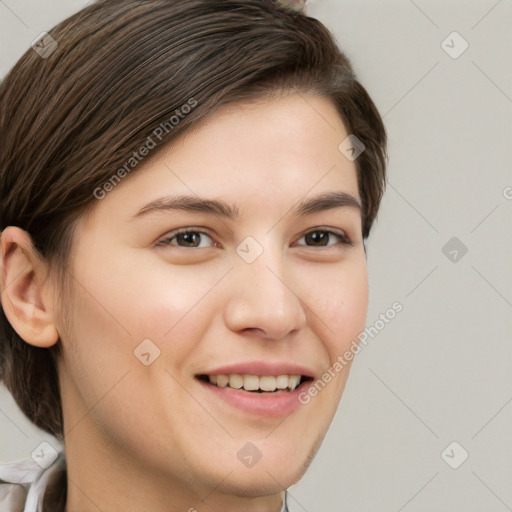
[[208, 374, 302, 392]]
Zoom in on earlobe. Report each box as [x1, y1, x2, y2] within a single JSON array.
[[0, 226, 59, 348]]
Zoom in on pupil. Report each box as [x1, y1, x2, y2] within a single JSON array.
[[306, 231, 328, 246], [178, 232, 200, 247]]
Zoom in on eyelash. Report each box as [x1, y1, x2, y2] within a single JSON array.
[[155, 227, 354, 249]]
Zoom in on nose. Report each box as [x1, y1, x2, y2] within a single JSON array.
[[223, 249, 307, 341]]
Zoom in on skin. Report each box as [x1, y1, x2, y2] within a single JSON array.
[[1, 93, 368, 512]]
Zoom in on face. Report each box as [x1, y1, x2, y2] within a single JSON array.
[[56, 93, 368, 502]]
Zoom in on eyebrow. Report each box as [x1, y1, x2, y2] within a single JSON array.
[[132, 191, 362, 219], [295, 191, 361, 216]]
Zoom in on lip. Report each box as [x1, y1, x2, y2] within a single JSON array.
[[196, 377, 313, 418], [198, 361, 316, 379], [194, 361, 316, 418]]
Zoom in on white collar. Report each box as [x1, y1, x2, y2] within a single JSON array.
[[0, 443, 66, 512], [280, 490, 289, 512]]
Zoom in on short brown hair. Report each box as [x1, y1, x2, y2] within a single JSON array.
[[0, 0, 387, 439]]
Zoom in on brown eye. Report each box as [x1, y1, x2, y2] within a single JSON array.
[[305, 231, 329, 246], [297, 229, 353, 247], [156, 229, 215, 248], [174, 232, 203, 247]]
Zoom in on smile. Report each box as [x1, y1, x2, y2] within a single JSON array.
[[197, 374, 311, 393], [195, 371, 315, 418]]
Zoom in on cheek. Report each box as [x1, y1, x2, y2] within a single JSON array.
[[57, 257, 217, 447], [118, 260, 231, 349], [64, 254, 227, 372], [59, 272, 133, 401], [307, 258, 368, 359]]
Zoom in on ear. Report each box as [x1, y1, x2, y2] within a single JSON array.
[[0, 226, 59, 348]]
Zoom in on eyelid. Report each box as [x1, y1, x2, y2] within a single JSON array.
[[155, 227, 218, 248], [294, 226, 354, 247], [155, 225, 355, 249]]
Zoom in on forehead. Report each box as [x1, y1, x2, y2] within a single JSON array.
[[84, 93, 360, 227]]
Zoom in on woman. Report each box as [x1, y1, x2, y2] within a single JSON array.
[[0, 0, 387, 510]]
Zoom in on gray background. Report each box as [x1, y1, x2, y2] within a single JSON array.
[[1, 0, 511, 510]]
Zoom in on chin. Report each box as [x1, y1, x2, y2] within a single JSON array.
[[216, 468, 302, 498], [209, 442, 316, 498]]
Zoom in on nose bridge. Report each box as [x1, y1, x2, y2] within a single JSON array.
[[224, 240, 306, 339]]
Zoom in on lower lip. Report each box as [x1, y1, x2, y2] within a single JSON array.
[[196, 378, 312, 418]]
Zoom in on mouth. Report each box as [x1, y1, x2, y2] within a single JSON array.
[[195, 373, 314, 394], [194, 363, 317, 417]]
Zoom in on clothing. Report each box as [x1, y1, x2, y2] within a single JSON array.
[[0, 443, 66, 512], [280, 491, 289, 512], [0, 449, 289, 512]]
